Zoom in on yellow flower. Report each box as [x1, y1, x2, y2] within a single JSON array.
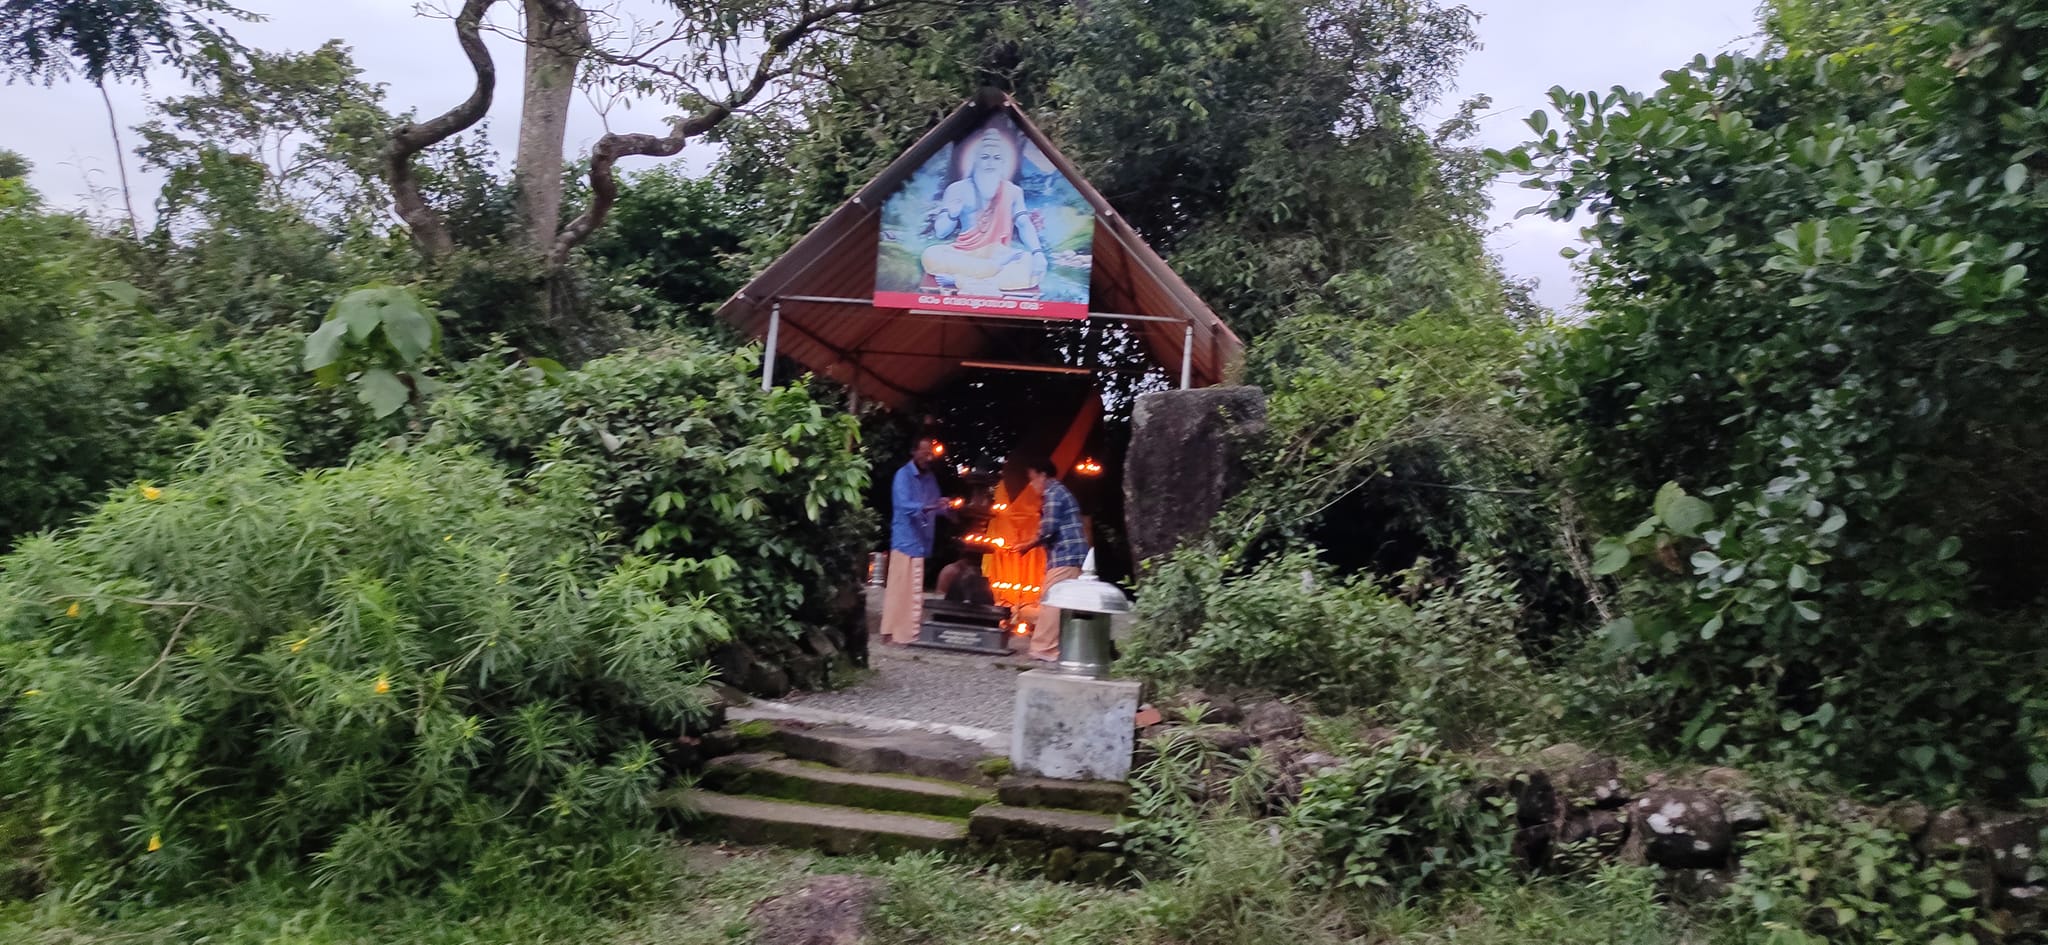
[[21, 689, 41, 697], [140, 485, 162, 501], [65, 601, 80, 618], [443, 534, 453, 542], [289, 637, 310, 654], [373, 674, 392, 695], [147, 833, 162, 852]]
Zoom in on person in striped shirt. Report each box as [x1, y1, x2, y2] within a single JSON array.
[[1013, 460, 1090, 662]]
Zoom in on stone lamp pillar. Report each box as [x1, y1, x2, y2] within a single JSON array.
[[1010, 551, 1143, 782]]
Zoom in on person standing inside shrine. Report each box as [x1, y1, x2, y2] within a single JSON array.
[[1014, 460, 1089, 662], [883, 437, 952, 645]]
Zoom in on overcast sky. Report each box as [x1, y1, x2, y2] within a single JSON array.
[[1, 0, 1761, 313]]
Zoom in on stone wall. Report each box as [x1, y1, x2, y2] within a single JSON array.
[[1135, 689, 2047, 923]]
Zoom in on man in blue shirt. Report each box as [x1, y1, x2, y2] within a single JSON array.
[[883, 437, 951, 645], [1014, 460, 1089, 661]]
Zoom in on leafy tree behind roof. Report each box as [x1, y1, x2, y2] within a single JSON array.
[[0, 0, 255, 85]]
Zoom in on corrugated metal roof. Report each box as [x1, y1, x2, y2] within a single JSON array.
[[716, 89, 1244, 410]]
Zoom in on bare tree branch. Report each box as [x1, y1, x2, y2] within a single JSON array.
[[546, 0, 886, 269], [384, 0, 502, 260]]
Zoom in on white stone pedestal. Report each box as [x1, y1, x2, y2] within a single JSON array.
[[1010, 670, 1141, 782]]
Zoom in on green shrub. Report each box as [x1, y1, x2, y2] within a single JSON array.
[[0, 408, 721, 902], [1124, 551, 1553, 744], [1124, 550, 1404, 707], [434, 339, 872, 646], [1717, 815, 1987, 945], [1509, 0, 2048, 797], [1288, 727, 1515, 899], [0, 179, 153, 547]]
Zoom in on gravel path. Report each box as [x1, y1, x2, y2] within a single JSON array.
[[779, 642, 1026, 732]]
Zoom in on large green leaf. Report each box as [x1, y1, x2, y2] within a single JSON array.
[[333, 286, 395, 341], [1591, 536, 1632, 575], [1660, 495, 1714, 538], [382, 303, 436, 364], [356, 368, 411, 418], [303, 318, 348, 371]]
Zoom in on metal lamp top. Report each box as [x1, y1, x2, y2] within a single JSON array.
[[1040, 550, 1132, 614]]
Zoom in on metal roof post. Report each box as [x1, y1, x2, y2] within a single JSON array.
[[762, 301, 782, 392], [1180, 322, 1194, 389]]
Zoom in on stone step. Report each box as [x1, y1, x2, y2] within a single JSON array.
[[996, 774, 1132, 815], [969, 803, 1122, 850], [658, 789, 967, 857], [967, 804, 1126, 884], [702, 752, 995, 819], [769, 721, 1002, 786]]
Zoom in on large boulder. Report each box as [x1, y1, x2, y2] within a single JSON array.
[[1979, 812, 2047, 885], [1241, 700, 1306, 742], [1621, 788, 1733, 868], [1124, 386, 1269, 562]]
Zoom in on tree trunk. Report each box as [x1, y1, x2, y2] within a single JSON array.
[[386, 0, 500, 262], [98, 83, 141, 240], [513, 0, 588, 260]]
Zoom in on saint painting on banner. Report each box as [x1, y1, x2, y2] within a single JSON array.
[[875, 113, 1095, 319]]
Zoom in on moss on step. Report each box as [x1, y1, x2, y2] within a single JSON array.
[[968, 803, 1129, 884], [663, 790, 968, 859], [701, 756, 994, 819], [977, 757, 1014, 779]]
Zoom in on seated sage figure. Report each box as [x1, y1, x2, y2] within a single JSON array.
[[921, 129, 1047, 296]]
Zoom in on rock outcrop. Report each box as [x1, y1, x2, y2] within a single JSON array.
[[1123, 387, 1268, 562]]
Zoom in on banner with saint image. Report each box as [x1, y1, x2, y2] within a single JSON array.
[[874, 114, 1095, 319]]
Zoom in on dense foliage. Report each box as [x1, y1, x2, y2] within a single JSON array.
[[9, 1, 2048, 940], [0, 178, 151, 541], [0, 410, 719, 901], [1511, 0, 2048, 797], [1126, 551, 1553, 747], [434, 341, 873, 646]]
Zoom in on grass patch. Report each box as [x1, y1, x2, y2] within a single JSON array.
[[0, 839, 1725, 945]]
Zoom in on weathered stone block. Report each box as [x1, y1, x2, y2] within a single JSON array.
[[997, 774, 1132, 814], [1011, 670, 1141, 782], [1124, 386, 1268, 562], [773, 723, 1000, 785], [969, 803, 1122, 851]]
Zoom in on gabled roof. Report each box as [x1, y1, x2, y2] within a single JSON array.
[[714, 89, 1243, 410]]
